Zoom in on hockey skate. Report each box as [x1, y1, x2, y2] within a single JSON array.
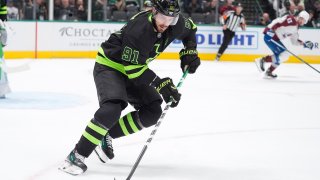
[[94, 133, 114, 163], [264, 69, 277, 79], [59, 149, 87, 175], [255, 57, 265, 72], [215, 53, 221, 61]]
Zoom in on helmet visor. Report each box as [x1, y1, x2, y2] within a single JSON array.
[[154, 12, 177, 26]]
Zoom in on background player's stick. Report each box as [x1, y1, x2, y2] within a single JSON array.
[[0, 60, 31, 73], [270, 39, 320, 74], [124, 70, 189, 180]]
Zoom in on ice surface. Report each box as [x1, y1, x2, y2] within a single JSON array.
[[1, 59, 320, 180]]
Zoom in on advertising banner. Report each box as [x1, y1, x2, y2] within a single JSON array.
[[4, 21, 320, 63]]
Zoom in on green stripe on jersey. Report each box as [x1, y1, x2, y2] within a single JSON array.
[[126, 65, 149, 79]]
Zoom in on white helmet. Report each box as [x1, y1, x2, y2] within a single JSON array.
[[298, 10, 310, 25]]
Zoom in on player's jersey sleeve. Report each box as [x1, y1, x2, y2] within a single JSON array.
[[175, 15, 198, 49], [268, 15, 299, 41], [0, 0, 7, 21], [240, 13, 245, 24], [289, 32, 301, 45]]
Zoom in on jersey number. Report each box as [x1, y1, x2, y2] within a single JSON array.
[[122, 46, 139, 64]]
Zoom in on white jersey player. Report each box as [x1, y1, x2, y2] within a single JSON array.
[[0, 19, 10, 98], [255, 10, 313, 78]]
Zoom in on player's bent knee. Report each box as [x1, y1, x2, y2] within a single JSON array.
[[139, 100, 162, 128], [94, 100, 123, 129]]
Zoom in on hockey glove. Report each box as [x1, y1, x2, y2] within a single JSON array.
[[153, 77, 181, 108], [179, 49, 200, 74], [304, 41, 313, 50]]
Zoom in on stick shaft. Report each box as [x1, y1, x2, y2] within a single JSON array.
[[126, 70, 189, 180], [270, 39, 320, 74]]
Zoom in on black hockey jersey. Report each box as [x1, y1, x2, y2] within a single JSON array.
[[96, 11, 197, 85], [0, 0, 7, 21]]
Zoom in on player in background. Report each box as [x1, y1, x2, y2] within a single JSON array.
[[215, 3, 246, 61], [0, 0, 10, 99], [255, 10, 312, 78], [59, 0, 200, 175]]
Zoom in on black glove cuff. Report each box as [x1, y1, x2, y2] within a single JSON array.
[[152, 78, 172, 93], [179, 49, 198, 58]]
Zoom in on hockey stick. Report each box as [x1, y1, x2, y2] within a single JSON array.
[[0, 60, 31, 73], [270, 39, 320, 74], [124, 70, 189, 180]]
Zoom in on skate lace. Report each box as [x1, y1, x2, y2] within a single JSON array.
[[105, 134, 113, 150]]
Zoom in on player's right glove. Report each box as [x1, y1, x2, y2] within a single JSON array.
[[152, 77, 181, 108], [179, 48, 200, 74], [304, 41, 313, 50]]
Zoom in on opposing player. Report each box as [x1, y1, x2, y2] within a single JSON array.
[[59, 0, 200, 175], [0, 0, 10, 99], [255, 10, 312, 78]]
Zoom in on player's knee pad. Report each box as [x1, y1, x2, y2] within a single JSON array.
[[139, 100, 162, 127], [94, 100, 123, 129]]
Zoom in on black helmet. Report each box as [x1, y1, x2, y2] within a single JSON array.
[[233, 2, 243, 8], [153, 0, 180, 17]]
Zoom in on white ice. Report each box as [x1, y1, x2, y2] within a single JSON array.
[[1, 59, 320, 180]]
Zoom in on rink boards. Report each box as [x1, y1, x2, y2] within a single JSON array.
[[4, 21, 320, 63]]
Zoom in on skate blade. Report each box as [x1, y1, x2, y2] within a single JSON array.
[[263, 74, 277, 79], [254, 58, 264, 72], [58, 160, 84, 176], [94, 148, 108, 163]]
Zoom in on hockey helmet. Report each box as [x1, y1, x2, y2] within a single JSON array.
[[233, 2, 242, 7], [144, 0, 153, 7], [298, 10, 310, 25], [153, 0, 180, 17]]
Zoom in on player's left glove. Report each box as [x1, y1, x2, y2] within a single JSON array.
[[179, 48, 200, 74], [304, 41, 313, 50], [152, 77, 181, 108]]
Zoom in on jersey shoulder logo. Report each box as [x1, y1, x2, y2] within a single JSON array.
[[185, 18, 191, 29]]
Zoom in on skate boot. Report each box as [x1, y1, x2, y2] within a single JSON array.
[[265, 68, 277, 79], [255, 57, 266, 72], [215, 53, 221, 61], [59, 149, 87, 175], [94, 133, 114, 163]]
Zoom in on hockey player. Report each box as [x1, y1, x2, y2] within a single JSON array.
[[59, 0, 200, 175], [0, 0, 10, 99], [255, 10, 313, 78]]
